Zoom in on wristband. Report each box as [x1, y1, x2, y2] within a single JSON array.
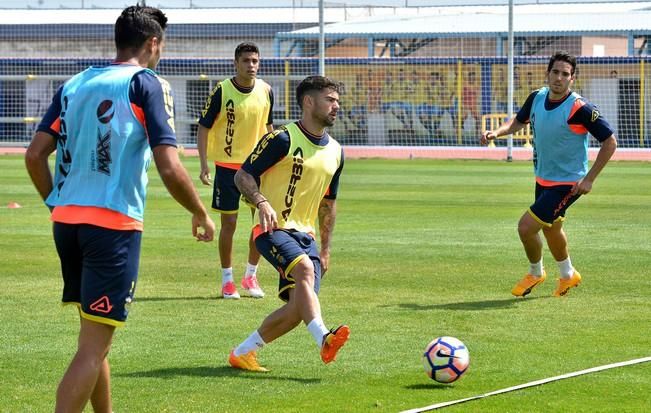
[[256, 199, 268, 208]]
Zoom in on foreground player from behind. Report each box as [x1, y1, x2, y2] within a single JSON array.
[[481, 51, 617, 297], [24, 5, 215, 412], [229, 76, 349, 371]]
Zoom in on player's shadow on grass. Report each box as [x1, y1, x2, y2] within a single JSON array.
[[136, 296, 214, 302], [405, 383, 456, 390], [137, 296, 262, 301], [119, 366, 320, 384], [383, 297, 546, 312]]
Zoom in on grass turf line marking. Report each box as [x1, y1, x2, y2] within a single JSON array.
[[401, 356, 651, 413]]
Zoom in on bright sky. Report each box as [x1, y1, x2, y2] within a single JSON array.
[[1, 2, 648, 24]]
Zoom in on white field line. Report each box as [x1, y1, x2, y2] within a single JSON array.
[[401, 356, 651, 413]]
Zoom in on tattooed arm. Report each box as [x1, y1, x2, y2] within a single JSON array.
[[318, 198, 337, 275], [235, 169, 278, 234]]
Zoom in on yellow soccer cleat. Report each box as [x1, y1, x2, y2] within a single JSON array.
[[228, 350, 269, 372], [511, 272, 547, 297], [320, 325, 350, 364], [553, 271, 582, 297]]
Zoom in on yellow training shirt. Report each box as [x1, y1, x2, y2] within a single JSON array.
[[206, 78, 271, 167], [256, 122, 341, 235]]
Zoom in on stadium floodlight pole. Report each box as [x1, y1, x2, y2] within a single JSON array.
[[506, 0, 514, 162], [319, 0, 325, 76]]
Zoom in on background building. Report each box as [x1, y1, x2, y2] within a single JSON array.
[[0, 1, 649, 148]]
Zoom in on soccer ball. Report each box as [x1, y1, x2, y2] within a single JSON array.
[[422, 336, 470, 383]]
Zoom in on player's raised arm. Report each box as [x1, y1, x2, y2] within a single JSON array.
[[480, 117, 527, 145]]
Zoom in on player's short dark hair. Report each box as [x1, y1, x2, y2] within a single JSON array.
[[115, 4, 167, 51], [296, 76, 343, 109], [235, 42, 260, 60], [548, 51, 577, 75]]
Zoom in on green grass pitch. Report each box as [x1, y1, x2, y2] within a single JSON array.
[[1, 154, 649, 412]]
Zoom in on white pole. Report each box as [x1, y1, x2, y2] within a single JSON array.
[[319, 0, 325, 76], [506, 0, 514, 162]]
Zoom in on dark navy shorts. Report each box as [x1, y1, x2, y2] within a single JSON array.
[[212, 165, 241, 213], [53, 222, 141, 327], [255, 229, 322, 302], [528, 183, 581, 226]]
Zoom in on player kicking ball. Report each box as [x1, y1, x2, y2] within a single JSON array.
[[228, 76, 349, 371]]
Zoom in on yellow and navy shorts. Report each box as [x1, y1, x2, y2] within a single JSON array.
[[528, 183, 581, 227], [212, 165, 242, 213], [53, 222, 141, 327], [254, 229, 322, 302]]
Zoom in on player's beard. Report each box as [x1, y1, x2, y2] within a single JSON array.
[[321, 111, 337, 127]]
